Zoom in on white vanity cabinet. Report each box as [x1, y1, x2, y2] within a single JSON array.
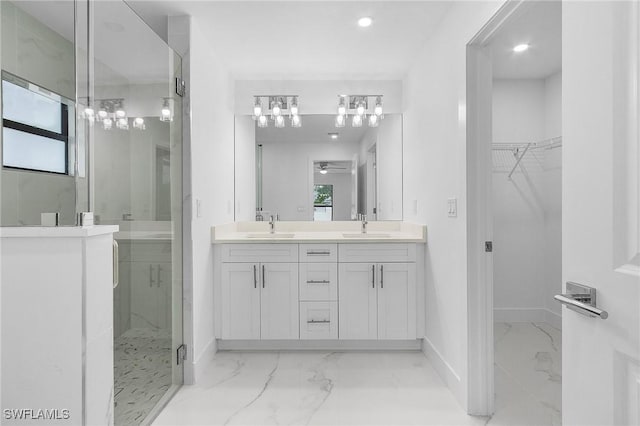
[[219, 244, 299, 340], [338, 244, 417, 340], [214, 239, 423, 345]]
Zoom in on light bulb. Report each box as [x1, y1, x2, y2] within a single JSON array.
[[337, 97, 347, 116], [356, 102, 365, 116], [253, 98, 262, 118], [115, 109, 126, 118], [257, 114, 268, 128], [84, 107, 95, 119], [358, 17, 373, 27], [335, 114, 346, 128], [275, 115, 285, 128], [116, 117, 129, 130], [290, 104, 299, 116], [320, 169, 328, 175], [98, 109, 108, 119], [102, 118, 113, 130], [272, 102, 282, 117], [291, 114, 301, 128], [328, 133, 338, 140], [374, 97, 383, 116], [368, 114, 379, 127], [352, 114, 363, 127], [133, 117, 145, 130]]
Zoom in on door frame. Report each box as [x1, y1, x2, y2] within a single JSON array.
[[465, 0, 527, 415]]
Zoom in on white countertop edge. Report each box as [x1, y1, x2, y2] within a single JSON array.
[[0, 225, 119, 238]]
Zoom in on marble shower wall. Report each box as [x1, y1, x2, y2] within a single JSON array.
[[1, 1, 77, 226]]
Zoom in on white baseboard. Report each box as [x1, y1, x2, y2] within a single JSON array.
[[217, 339, 421, 351], [422, 337, 463, 404], [544, 309, 562, 330], [190, 338, 217, 384], [494, 307, 562, 330]]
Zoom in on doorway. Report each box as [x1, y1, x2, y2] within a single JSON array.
[[466, 1, 562, 421]]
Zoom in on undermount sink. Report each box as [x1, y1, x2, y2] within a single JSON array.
[[341, 232, 393, 238], [246, 232, 295, 239]]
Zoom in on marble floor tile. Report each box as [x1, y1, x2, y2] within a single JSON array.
[[153, 351, 487, 426], [490, 322, 562, 426], [153, 323, 561, 426]]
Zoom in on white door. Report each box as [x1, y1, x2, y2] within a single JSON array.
[[260, 263, 299, 339], [563, 2, 640, 424], [338, 263, 377, 339], [221, 263, 260, 339], [377, 263, 416, 339]]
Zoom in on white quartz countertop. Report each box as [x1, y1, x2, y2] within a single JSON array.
[[211, 221, 426, 243], [0, 225, 119, 238]]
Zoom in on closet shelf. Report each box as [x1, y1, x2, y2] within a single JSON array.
[[491, 136, 562, 179]]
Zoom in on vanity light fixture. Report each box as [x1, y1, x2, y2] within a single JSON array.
[[94, 98, 129, 130], [252, 95, 302, 128], [334, 95, 384, 128], [513, 43, 530, 53]]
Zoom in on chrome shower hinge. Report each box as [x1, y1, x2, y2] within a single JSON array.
[[176, 78, 186, 97], [177, 344, 187, 365]]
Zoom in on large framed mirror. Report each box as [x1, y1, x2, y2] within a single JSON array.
[[234, 113, 403, 221]]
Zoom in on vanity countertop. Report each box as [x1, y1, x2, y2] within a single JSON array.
[[211, 221, 426, 243]]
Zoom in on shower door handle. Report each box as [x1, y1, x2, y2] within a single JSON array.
[[112, 240, 119, 289]]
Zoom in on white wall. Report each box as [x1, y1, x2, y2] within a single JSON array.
[[492, 77, 562, 326], [402, 0, 504, 410], [169, 16, 235, 383], [376, 114, 403, 220], [313, 172, 352, 221], [260, 139, 359, 220]]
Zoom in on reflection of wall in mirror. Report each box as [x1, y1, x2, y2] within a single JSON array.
[[260, 140, 359, 221]]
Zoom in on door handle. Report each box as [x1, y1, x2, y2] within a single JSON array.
[[380, 264, 384, 288], [253, 264, 257, 288], [262, 265, 266, 288], [157, 265, 162, 286], [554, 282, 608, 319], [112, 240, 119, 289], [149, 264, 155, 287]]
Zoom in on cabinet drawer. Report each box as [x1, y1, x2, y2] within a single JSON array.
[[338, 243, 416, 263], [300, 301, 338, 340], [299, 263, 338, 301], [220, 244, 298, 263], [298, 244, 337, 262]]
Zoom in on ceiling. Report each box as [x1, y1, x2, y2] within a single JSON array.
[[490, 1, 562, 80], [126, 1, 452, 80], [256, 114, 369, 145]]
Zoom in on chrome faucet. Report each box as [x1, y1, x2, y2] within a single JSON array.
[[269, 215, 275, 234], [361, 215, 368, 234]]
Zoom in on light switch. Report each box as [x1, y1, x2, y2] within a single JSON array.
[[447, 198, 457, 218]]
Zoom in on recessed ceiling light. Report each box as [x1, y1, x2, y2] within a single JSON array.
[[513, 43, 530, 53], [328, 133, 339, 140], [358, 17, 373, 28]]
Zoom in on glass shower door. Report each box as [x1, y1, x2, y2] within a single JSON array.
[[90, 2, 183, 424]]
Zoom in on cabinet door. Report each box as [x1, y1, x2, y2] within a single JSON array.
[[338, 263, 377, 339], [377, 263, 416, 339], [221, 263, 260, 339], [260, 263, 299, 339], [130, 262, 160, 329]]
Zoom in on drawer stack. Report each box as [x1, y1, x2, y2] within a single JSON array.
[[298, 244, 338, 339]]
